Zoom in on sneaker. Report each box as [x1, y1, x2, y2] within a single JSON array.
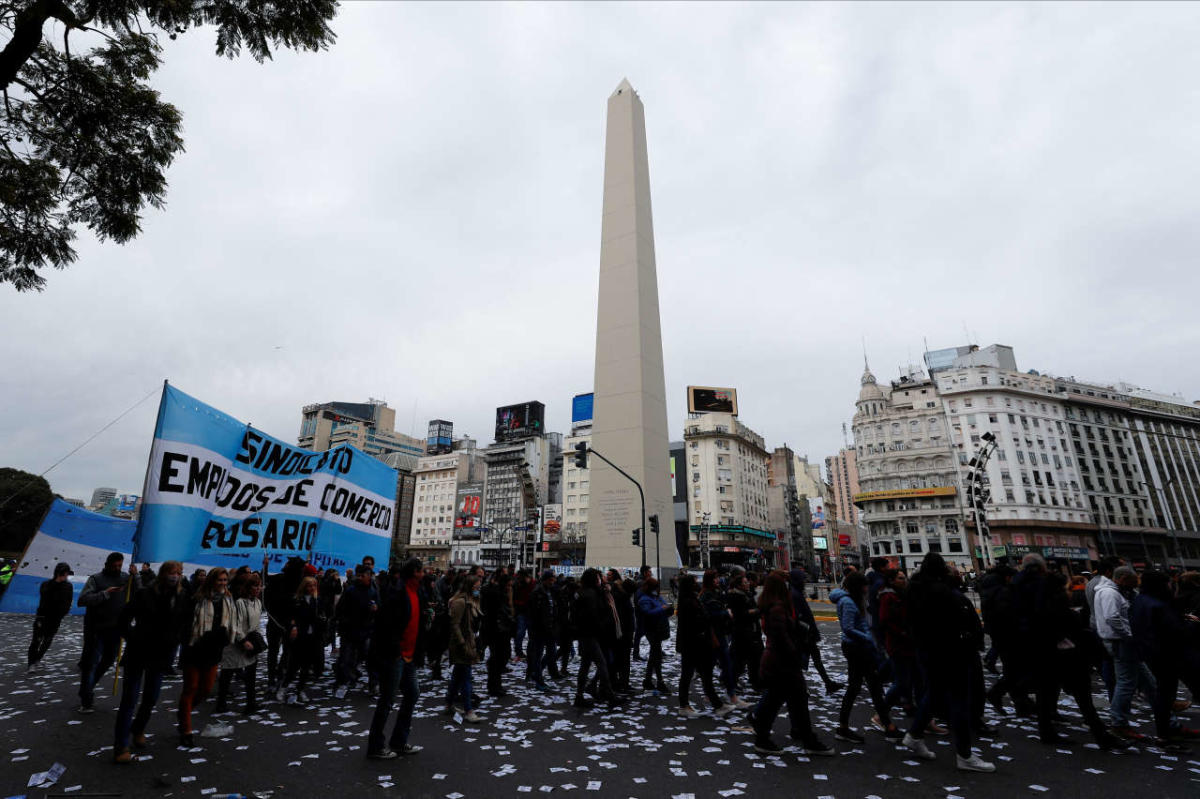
[[869, 714, 886, 732], [824, 680, 844, 695], [834, 727, 865, 744], [463, 710, 483, 724], [732, 697, 753, 710], [274, 684, 286, 702], [803, 739, 836, 757], [678, 706, 700, 719], [903, 732, 936, 760], [398, 743, 423, 755], [1112, 726, 1149, 742], [714, 703, 735, 718], [754, 737, 783, 755], [113, 747, 133, 764], [25, 662, 38, 674], [956, 753, 996, 773], [77, 704, 95, 714], [334, 685, 348, 700], [367, 748, 398, 760]]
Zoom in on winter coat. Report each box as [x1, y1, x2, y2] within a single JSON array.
[[369, 579, 429, 666], [221, 597, 264, 670], [726, 588, 761, 649], [676, 593, 714, 656], [572, 586, 611, 641], [611, 583, 634, 645], [1132, 592, 1186, 669], [907, 574, 978, 666], [759, 600, 808, 682], [637, 592, 672, 642], [119, 584, 186, 671], [527, 583, 557, 638], [788, 569, 820, 657], [448, 594, 481, 665], [700, 589, 733, 641], [336, 581, 379, 640], [830, 588, 874, 651], [481, 583, 515, 643], [877, 587, 914, 658], [36, 579, 74, 619], [181, 593, 234, 668], [78, 568, 137, 631]]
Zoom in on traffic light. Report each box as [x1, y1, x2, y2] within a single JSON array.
[[573, 441, 588, 469], [649, 514, 660, 535], [631, 528, 641, 546]]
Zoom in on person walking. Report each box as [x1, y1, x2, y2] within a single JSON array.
[[1096, 565, 1158, 740], [367, 558, 427, 760], [637, 577, 672, 694], [216, 571, 264, 715], [749, 570, 834, 756], [526, 570, 560, 691], [480, 571, 516, 697], [446, 575, 483, 722], [555, 577, 578, 678], [573, 568, 617, 708], [177, 568, 234, 747], [77, 552, 139, 713], [1132, 568, 1199, 751], [276, 576, 325, 704], [332, 565, 378, 699], [788, 569, 842, 694], [112, 561, 186, 763], [677, 573, 729, 718], [903, 553, 994, 773], [877, 570, 918, 720], [831, 572, 903, 743], [726, 572, 763, 694], [27, 562, 74, 672]]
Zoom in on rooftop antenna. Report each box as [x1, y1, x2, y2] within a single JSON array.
[[842, 421, 850, 450]]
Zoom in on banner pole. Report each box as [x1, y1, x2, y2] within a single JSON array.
[[116, 379, 168, 697]]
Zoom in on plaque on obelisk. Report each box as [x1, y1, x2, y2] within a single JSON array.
[[585, 79, 674, 572]]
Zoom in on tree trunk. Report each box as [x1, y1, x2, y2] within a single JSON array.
[[0, 0, 80, 91]]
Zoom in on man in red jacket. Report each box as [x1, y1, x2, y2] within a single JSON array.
[[367, 558, 427, 760]]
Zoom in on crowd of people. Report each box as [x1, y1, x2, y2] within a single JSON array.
[[19, 548, 1200, 772]]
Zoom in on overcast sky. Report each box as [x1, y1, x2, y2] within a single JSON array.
[[3, 2, 1199, 502]]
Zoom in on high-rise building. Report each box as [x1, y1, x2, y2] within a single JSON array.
[[298, 400, 424, 461], [90, 486, 116, 510], [827, 448, 860, 528], [586, 79, 674, 572], [382, 452, 419, 561], [682, 410, 774, 569], [408, 444, 487, 569], [482, 403, 550, 569]]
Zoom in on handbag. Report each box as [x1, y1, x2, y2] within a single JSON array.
[[240, 630, 267, 655]]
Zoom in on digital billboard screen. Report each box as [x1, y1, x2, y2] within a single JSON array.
[[571, 393, 594, 423], [495, 401, 545, 442], [687, 386, 738, 415], [454, 484, 483, 539], [426, 419, 453, 454]]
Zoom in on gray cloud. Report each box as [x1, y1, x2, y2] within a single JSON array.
[[3, 2, 1199, 500]]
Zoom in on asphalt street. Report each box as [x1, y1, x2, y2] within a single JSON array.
[[0, 609, 1197, 799]]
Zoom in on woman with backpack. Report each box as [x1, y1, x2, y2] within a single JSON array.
[[831, 571, 904, 744], [637, 577, 673, 694]]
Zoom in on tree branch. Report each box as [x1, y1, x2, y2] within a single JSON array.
[[0, 0, 85, 91]]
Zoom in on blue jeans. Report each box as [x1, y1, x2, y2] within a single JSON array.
[[515, 613, 529, 656], [446, 663, 475, 710], [526, 633, 556, 687], [883, 653, 916, 712], [715, 638, 736, 696], [1105, 639, 1157, 728], [114, 663, 165, 750], [78, 627, 121, 707], [368, 658, 420, 753]]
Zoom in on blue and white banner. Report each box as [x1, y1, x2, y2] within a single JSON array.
[[136, 384, 397, 567]]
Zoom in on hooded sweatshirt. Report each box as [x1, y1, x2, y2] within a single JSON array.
[[830, 588, 874, 649]]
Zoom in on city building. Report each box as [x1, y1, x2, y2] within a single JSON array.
[[482, 403, 550, 569], [62, 498, 85, 508], [298, 400, 425, 461], [559, 423, 591, 568], [89, 486, 116, 510], [767, 445, 813, 572], [826, 448, 863, 568], [382, 452, 419, 562], [408, 444, 486, 569], [852, 361, 972, 571], [683, 410, 775, 569]]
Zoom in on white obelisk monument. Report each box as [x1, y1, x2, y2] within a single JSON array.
[[585, 79, 674, 572]]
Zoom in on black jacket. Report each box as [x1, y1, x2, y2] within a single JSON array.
[[336, 581, 378, 638], [572, 586, 610, 641], [37, 579, 74, 619], [119, 585, 186, 671], [369, 578, 428, 665], [78, 568, 137, 631], [527, 583, 557, 638], [676, 593, 713, 656], [481, 583, 515, 642]]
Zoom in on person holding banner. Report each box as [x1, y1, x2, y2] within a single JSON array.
[[77, 552, 140, 713], [113, 561, 187, 764], [177, 568, 234, 747]]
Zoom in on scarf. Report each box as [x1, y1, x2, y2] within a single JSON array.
[[190, 593, 234, 645]]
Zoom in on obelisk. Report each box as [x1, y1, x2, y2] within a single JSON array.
[[585, 79, 674, 572]]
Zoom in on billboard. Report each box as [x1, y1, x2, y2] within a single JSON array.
[[116, 494, 139, 513], [426, 419, 453, 455], [571, 393, 594, 424], [495, 401, 545, 442], [454, 483, 483, 540], [813, 536, 829, 550], [852, 486, 955, 503], [687, 386, 738, 415]]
